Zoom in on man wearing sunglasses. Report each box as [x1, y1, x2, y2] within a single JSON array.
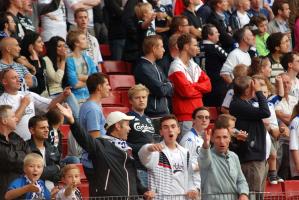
[[180, 107, 210, 190]]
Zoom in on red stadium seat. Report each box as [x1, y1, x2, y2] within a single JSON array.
[[283, 180, 299, 199], [208, 107, 219, 122], [60, 124, 71, 139], [102, 106, 130, 117], [102, 91, 124, 106], [102, 61, 132, 75], [100, 44, 111, 59], [264, 180, 285, 200], [108, 75, 135, 91]]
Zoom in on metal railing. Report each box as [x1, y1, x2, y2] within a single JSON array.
[[74, 192, 299, 200]]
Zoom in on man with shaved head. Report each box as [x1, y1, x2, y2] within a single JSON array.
[[0, 37, 33, 90]]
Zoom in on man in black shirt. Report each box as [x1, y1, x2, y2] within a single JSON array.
[[182, 0, 202, 39]]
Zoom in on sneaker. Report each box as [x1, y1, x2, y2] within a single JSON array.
[[276, 176, 284, 183], [269, 175, 278, 184]]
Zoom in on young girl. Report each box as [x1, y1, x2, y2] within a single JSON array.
[[247, 56, 272, 79], [257, 75, 285, 184], [56, 164, 83, 199]]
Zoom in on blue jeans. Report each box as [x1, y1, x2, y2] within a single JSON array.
[[109, 39, 126, 60], [137, 169, 148, 188], [50, 93, 80, 120]]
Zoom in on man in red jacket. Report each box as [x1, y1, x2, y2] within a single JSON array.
[[168, 33, 211, 138]]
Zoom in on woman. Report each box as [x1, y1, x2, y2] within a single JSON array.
[[21, 31, 46, 95], [44, 36, 80, 119]]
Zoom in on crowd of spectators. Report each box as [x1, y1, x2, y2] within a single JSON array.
[[1, 0, 299, 199]]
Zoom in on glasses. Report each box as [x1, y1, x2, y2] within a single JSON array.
[[196, 115, 210, 120]]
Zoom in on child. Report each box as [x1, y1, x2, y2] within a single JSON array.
[[135, 2, 157, 43], [221, 64, 248, 114], [56, 164, 83, 199], [250, 14, 270, 56], [289, 102, 299, 179], [5, 153, 56, 200], [254, 75, 285, 184]]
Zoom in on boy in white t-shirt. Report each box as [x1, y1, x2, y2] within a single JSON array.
[[139, 115, 199, 199]]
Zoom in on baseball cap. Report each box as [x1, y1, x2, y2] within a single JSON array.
[[105, 111, 135, 130]]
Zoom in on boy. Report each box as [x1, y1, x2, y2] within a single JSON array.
[[56, 164, 83, 199], [5, 153, 57, 200], [251, 14, 270, 56], [138, 115, 199, 199]]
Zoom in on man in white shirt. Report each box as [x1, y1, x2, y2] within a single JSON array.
[[0, 68, 70, 141], [139, 115, 199, 199], [281, 52, 299, 100], [74, 8, 103, 67], [220, 27, 255, 84], [65, 0, 101, 35]]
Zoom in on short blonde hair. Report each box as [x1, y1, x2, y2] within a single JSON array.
[[128, 84, 150, 100], [24, 153, 44, 167], [61, 164, 80, 178], [135, 2, 152, 19], [66, 29, 85, 51]]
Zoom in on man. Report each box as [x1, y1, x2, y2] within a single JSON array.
[[168, 33, 211, 136], [180, 107, 210, 190], [74, 8, 103, 67], [281, 52, 299, 100], [66, 29, 98, 102], [0, 37, 34, 90], [201, 24, 228, 106], [0, 68, 70, 141], [138, 115, 199, 199], [267, 0, 290, 35], [275, 73, 296, 180], [27, 115, 61, 190], [248, 0, 273, 21], [182, 0, 202, 39], [229, 0, 251, 31], [79, 72, 110, 195], [220, 27, 255, 84], [126, 84, 155, 188], [229, 76, 270, 197], [134, 35, 173, 126], [0, 105, 30, 197], [199, 126, 249, 200], [0, 12, 16, 39], [207, 0, 234, 52], [65, 0, 100, 34], [58, 103, 153, 197]]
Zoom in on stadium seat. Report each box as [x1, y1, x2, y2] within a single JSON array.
[[208, 107, 219, 122], [60, 124, 71, 139], [283, 180, 299, 199], [264, 180, 285, 200], [100, 44, 111, 59], [108, 75, 135, 91], [102, 91, 124, 106], [102, 61, 132, 74], [102, 106, 130, 117]]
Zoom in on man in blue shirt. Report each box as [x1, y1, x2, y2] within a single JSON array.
[[79, 72, 111, 196]]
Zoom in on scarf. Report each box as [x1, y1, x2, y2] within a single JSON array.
[[104, 135, 133, 157], [24, 176, 45, 200]]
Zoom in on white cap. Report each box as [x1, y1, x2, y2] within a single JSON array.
[[105, 111, 135, 130]]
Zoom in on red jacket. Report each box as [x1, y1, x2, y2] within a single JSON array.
[[168, 58, 212, 121]]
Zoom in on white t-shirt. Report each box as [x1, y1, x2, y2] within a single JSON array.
[[222, 89, 234, 108], [220, 48, 251, 78], [237, 11, 250, 28], [86, 33, 103, 64], [275, 95, 298, 115], [289, 116, 299, 177], [65, 0, 94, 28], [39, 0, 67, 42], [290, 78, 299, 100], [0, 91, 51, 141], [169, 148, 185, 195]]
